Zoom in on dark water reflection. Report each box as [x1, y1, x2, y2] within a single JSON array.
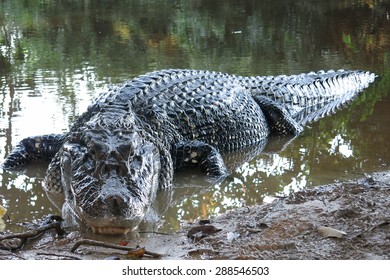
[[0, 0, 389, 233]]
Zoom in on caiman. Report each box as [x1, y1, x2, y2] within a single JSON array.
[[2, 69, 376, 234]]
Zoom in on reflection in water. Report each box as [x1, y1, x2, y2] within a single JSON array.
[[329, 134, 354, 158], [0, 0, 389, 234]]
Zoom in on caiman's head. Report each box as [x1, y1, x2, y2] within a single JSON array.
[[59, 128, 161, 235]]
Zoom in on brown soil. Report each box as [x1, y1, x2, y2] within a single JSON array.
[[1, 171, 389, 260]]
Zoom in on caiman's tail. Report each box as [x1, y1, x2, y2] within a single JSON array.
[[243, 70, 377, 125]]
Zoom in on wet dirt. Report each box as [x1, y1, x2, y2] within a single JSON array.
[[1, 171, 389, 260]]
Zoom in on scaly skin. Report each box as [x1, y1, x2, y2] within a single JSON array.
[[2, 69, 376, 234]]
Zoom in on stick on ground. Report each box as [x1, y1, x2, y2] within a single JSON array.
[[70, 238, 162, 259]]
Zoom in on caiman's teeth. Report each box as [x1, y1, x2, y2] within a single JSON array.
[[91, 226, 131, 235]]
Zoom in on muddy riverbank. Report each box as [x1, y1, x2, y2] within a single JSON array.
[[1, 171, 389, 260]]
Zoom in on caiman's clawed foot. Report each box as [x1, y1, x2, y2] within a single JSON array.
[[173, 140, 228, 178]]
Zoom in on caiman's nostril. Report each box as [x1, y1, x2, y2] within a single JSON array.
[[105, 194, 126, 214]]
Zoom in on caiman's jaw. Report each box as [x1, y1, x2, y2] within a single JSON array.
[[62, 195, 146, 235], [77, 193, 148, 235], [91, 226, 131, 235], [86, 215, 141, 235], [67, 175, 157, 235]]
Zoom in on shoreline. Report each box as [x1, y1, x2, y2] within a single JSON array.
[[1, 171, 389, 260]]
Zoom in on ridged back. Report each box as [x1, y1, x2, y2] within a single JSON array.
[[98, 69, 376, 130]]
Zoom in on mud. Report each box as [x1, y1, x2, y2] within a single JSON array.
[[1, 171, 389, 260]]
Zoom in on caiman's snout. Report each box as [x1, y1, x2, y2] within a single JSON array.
[[97, 177, 132, 216], [76, 175, 150, 235], [103, 193, 127, 215], [86, 191, 135, 235]]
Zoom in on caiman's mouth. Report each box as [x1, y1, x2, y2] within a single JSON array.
[[85, 214, 142, 235], [85, 215, 141, 235], [91, 226, 132, 235]]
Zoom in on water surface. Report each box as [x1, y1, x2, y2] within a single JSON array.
[[0, 0, 389, 233]]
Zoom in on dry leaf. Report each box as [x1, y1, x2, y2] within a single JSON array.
[[0, 205, 6, 218], [118, 241, 129, 246], [0, 205, 6, 232], [318, 226, 347, 238], [126, 247, 145, 259], [0, 219, 5, 232]]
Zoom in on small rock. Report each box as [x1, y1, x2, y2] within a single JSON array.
[[187, 225, 222, 241], [226, 231, 240, 242], [318, 226, 347, 238]]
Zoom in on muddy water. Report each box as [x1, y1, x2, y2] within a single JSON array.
[[0, 0, 389, 234]]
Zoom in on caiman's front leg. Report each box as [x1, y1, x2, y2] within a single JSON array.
[[172, 140, 228, 178], [2, 134, 65, 169]]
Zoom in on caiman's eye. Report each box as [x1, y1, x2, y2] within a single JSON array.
[[117, 143, 133, 159], [87, 141, 109, 160], [128, 155, 143, 175], [88, 143, 100, 160]]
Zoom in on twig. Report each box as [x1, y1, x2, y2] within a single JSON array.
[[70, 239, 162, 259], [138, 230, 173, 236], [0, 222, 65, 251], [36, 252, 82, 260]]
